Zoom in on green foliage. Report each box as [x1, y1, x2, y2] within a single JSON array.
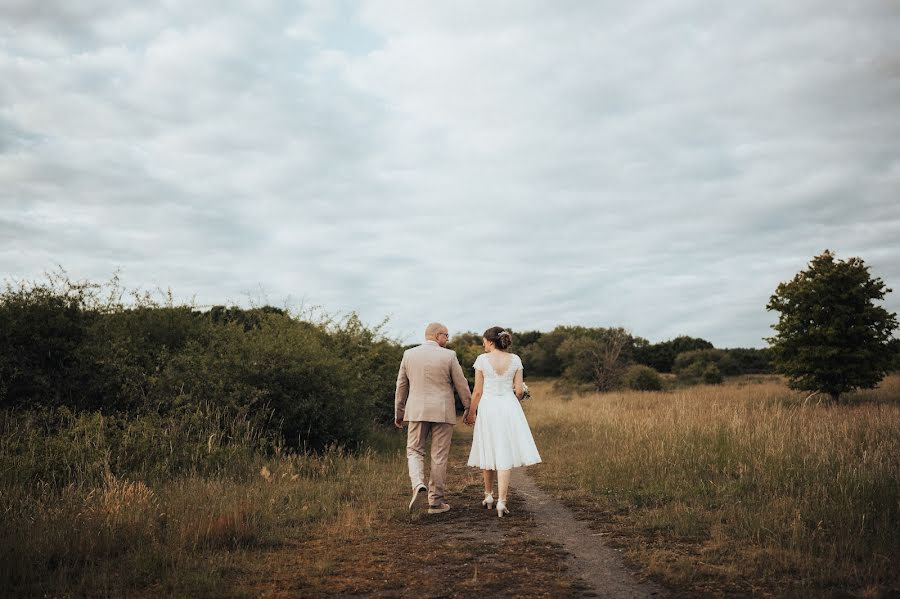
[[724, 347, 773, 374], [702, 363, 723, 385], [205, 304, 287, 329], [673, 349, 730, 384], [633, 335, 714, 373], [517, 327, 573, 377], [515, 330, 544, 348], [674, 348, 734, 373], [766, 250, 899, 401], [0, 405, 271, 489], [0, 274, 402, 450], [0, 277, 93, 409], [555, 327, 638, 391], [623, 364, 663, 391]]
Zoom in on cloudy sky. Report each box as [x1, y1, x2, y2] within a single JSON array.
[[2, 1, 899, 347]]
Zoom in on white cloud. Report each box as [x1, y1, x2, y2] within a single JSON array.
[[1, 1, 898, 347]]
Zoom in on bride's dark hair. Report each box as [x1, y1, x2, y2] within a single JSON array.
[[483, 326, 512, 350]]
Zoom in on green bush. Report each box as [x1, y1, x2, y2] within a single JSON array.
[[702, 363, 723, 385], [0, 274, 403, 451], [623, 364, 663, 391], [0, 279, 92, 410], [633, 335, 714, 373], [673, 349, 739, 384], [725, 347, 773, 374]]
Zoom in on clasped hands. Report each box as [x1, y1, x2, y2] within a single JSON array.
[[463, 408, 476, 426]]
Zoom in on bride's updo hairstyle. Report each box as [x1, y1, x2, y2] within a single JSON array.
[[483, 326, 512, 350]]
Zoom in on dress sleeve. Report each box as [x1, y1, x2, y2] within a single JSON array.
[[514, 354, 524, 373], [473, 354, 484, 371]]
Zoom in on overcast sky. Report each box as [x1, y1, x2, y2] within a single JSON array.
[[2, 1, 899, 347]]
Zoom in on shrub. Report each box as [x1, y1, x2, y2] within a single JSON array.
[[0, 274, 403, 450], [0, 279, 92, 410], [623, 365, 663, 391], [674, 349, 737, 383], [702, 363, 723, 385]]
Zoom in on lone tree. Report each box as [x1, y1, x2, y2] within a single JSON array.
[[766, 250, 898, 402]]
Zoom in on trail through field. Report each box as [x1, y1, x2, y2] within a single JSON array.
[[237, 425, 666, 598], [513, 469, 666, 598]]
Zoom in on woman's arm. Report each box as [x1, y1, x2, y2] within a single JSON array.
[[513, 368, 525, 400], [465, 370, 484, 424]]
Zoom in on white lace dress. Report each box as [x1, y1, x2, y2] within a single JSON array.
[[467, 353, 542, 470]]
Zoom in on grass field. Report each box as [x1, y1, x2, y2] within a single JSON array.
[[3, 376, 898, 597], [0, 408, 407, 597], [526, 375, 900, 597]]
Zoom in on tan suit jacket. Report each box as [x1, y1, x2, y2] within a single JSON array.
[[395, 341, 472, 424]]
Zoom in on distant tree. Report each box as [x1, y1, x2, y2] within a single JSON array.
[[724, 347, 774, 374], [556, 327, 635, 391], [634, 335, 714, 372], [766, 250, 899, 402], [518, 327, 574, 377], [515, 330, 544, 349], [673, 348, 738, 377]]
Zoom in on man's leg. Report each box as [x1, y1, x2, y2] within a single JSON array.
[[406, 421, 429, 490], [428, 423, 454, 507]]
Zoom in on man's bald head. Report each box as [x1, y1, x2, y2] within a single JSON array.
[[425, 322, 450, 347]]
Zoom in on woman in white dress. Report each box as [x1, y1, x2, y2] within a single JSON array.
[[464, 327, 541, 517]]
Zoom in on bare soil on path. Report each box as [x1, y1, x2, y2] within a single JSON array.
[[237, 425, 668, 598], [513, 469, 666, 598]]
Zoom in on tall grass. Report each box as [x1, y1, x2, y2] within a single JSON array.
[[527, 375, 900, 595], [0, 407, 406, 597]]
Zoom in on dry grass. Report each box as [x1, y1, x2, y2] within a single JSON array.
[[0, 412, 407, 598], [526, 374, 900, 597]]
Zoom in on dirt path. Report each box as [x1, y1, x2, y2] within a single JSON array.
[[513, 470, 666, 598], [237, 426, 667, 598]]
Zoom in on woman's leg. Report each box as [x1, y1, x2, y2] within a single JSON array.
[[482, 469, 495, 495], [497, 469, 511, 501]]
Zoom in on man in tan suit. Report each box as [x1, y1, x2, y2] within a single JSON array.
[[395, 322, 472, 514]]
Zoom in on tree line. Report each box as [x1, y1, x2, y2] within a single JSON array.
[[1, 250, 897, 451], [0, 276, 767, 452], [448, 328, 774, 392]]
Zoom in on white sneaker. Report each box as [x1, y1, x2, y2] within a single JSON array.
[[408, 484, 427, 510]]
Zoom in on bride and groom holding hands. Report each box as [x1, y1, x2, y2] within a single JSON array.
[[394, 322, 541, 518]]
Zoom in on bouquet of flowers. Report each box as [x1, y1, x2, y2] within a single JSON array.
[[520, 382, 531, 402]]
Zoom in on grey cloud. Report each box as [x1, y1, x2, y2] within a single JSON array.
[[2, 0, 899, 348]]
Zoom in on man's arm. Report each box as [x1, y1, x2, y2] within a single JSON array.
[[394, 354, 409, 427], [450, 352, 472, 410]]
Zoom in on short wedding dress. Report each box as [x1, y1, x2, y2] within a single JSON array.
[[467, 353, 542, 470]]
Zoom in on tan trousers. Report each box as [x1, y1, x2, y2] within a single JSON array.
[[406, 421, 453, 507]]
